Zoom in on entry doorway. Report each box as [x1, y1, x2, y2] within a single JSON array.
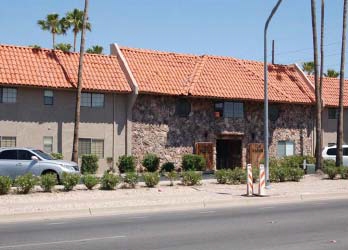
[[216, 139, 242, 169]]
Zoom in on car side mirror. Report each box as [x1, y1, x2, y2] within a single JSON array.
[[31, 156, 39, 161]]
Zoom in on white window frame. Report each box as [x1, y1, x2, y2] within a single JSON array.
[[81, 92, 104, 108], [78, 138, 104, 158], [0, 88, 17, 103], [0, 136, 16, 147], [43, 136, 53, 153], [277, 140, 295, 157], [44, 90, 54, 106]]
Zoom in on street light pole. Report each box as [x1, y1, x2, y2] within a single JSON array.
[[264, 0, 283, 187]]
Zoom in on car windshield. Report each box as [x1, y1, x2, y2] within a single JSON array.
[[33, 150, 54, 160]]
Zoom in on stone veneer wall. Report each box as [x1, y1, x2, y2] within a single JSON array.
[[132, 95, 314, 169]]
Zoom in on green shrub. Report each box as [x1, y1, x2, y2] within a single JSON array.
[[324, 159, 336, 168], [232, 168, 247, 184], [324, 166, 340, 180], [340, 167, 348, 179], [0, 176, 12, 195], [269, 166, 280, 183], [40, 174, 57, 192], [81, 154, 99, 174], [82, 175, 100, 190], [165, 171, 178, 186], [181, 171, 202, 186], [100, 172, 120, 190], [161, 162, 175, 173], [277, 167, 289, 182], [142, 154, 160, 172], [288, 167, 305, 182], [61, 173, 80, 191], [118, 155, 136, 173], [143, 172, 160, 187], [123, 172, 138, 188], [182, 154, 206, 171], [215, 169, 229, 184], [15, 174, 39, 194], [51, 152, 63, 160]]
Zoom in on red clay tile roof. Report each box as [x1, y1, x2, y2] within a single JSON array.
[[308, 75, 348, 107], [0, 44, 131, 93], [121, 47, 315, 104]]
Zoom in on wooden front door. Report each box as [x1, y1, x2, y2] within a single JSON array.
[[195, 142, 214, 171], [248, 143, 264, 167]]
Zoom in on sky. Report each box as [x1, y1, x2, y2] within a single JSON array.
[[0, 0, 345, 72]]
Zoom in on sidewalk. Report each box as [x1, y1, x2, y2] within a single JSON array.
[[1, 174, 348, 223]]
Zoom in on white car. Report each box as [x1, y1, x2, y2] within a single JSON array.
[[0, 147, 80, 182], [322, 145, 348, 166]]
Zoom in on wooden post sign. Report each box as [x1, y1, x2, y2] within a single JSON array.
[[195, 142, 214, 171]]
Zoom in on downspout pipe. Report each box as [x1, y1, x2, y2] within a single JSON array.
[[264, 0, 283, 187], [111, 43, 139, 156]]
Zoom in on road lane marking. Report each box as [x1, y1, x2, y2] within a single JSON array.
[[199, 210, 216, 214], [128, 216, 148, 219], [47, 222, 67, 225], [0, 235, 126, 249]]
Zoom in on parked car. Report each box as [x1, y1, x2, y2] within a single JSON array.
[[322, 145, 348, 166], [0, 148, 79, 182]]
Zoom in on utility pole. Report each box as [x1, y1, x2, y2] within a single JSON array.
[[264, 0, 283, 187]]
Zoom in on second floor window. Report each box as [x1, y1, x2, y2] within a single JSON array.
[[328, 108, 338, 119], [0, 87, 17, 103], [175, 99, 191, 117], [44, 90, 54, 105], [214, 101, 244, 118], [81, 93, 104, 108]]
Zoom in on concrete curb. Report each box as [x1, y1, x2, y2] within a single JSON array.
[[1, 192, 348, 223]]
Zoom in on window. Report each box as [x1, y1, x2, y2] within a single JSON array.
[[327, 148, 337, 156], [43, 136, 53, 153], [269, 105, 280, 121], [0, 150, 17, 160], [17, 150, 35, 160], [44, 90, 54, 105], [78, 138, 104, 158], [175, 99, 191, 117], [214, 102, 244, 118], [81, 93, 104, 108], [277, 141, 295, 157], [328, 108, 338, 119], [0, 88, 17, 103], [0, 136, 16, 147]]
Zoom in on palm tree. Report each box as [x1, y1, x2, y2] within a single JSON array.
[[336, 0, 348, 166], [65, 8, 91, 52], [72, 0, 89, 163], [86, 45, 103, 54], [302, 61, 315, 75], [325, 69, 339, 78], [54, 43, 72, 52], [311, 0, 322, 170], [37, 14, 66, 48]]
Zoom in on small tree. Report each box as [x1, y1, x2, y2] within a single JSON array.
[[86, 45, 103, 54], [55, 43, 72, 52]]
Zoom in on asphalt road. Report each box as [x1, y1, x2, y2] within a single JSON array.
[[0, 199, 348, 250]]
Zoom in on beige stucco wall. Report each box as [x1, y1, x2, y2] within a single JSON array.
[[0, 87, 128, 174], [322, 108, 348, 147]]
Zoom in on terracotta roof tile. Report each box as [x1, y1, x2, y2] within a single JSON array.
[[0, 44, 131, 92], [308, 75, 348, 107], [121, 47, 315, 104]]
